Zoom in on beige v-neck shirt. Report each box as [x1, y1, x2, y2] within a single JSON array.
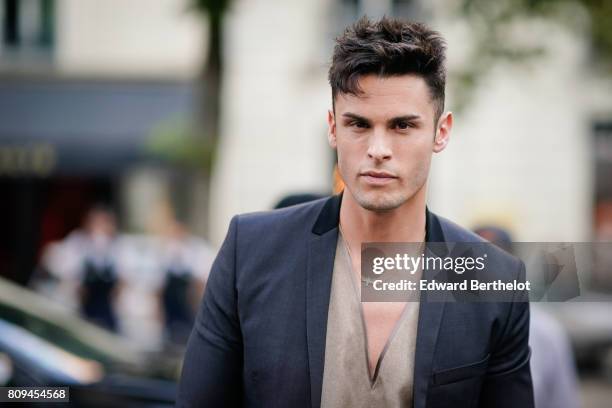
[[320, 233, 420, 408]]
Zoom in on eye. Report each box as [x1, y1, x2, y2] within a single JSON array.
[[395, 121, 412, 130], [353, 121, 369, 129]]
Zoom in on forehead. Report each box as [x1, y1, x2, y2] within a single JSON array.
[[335, 74, 434, 120]]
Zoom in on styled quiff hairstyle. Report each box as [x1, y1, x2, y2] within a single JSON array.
[[329, 16, 447, 120]]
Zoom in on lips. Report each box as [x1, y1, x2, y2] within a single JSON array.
[[360, 170, 397, 179], [360, 170, 398, 185]]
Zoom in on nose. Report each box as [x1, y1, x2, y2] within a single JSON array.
[[367, 130, 392, 162]]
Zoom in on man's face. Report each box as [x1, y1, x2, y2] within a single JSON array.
[[328, 74, 452, 212]]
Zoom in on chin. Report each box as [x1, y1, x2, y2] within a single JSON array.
[[355, 191, 409, 212]]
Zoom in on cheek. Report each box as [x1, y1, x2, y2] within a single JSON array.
[[396, 140, 433, 170], [336, 148, 362, 186], [336, 152, 353, 182], [336, 139, 361, 165]]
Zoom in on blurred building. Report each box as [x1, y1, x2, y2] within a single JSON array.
[[429, 11, 612, 244], [210, 0, 612, 251], [210, 0, 426, 241], [2, 0, 612, 287], [0, 0, 207, 283]]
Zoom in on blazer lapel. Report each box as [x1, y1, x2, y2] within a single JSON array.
[[412, 282, 447, 408], [305, 198, 448, 408], [412, 209, 449, 408], [306, 194, 342, 408]]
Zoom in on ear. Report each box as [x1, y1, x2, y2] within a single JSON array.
[[327, 109, 337, 149], [433, 111, 453, 153]]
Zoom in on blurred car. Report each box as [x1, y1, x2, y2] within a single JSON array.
[[0, 276, 181, 407]]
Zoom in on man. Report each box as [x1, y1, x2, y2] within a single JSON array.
[[177, 17, 534, 407]]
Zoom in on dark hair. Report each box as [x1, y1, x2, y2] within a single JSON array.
[[329, 16, 447, 120]]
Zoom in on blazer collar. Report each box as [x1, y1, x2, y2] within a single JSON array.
[[311, 193, 342, 235]]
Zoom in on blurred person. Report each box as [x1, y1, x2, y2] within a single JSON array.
[[178, 17, 534, 407], [39, 205, 122, 332], [76, 205, 122, 331], [474, 226, 580, 408], [158, 219, 216, 346]]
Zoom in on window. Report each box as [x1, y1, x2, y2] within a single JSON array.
[[1, 0, 54, 56]]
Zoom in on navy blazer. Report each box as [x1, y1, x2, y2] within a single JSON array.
[[177, 194, 534, 407]]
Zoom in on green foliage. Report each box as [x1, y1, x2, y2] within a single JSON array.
[[145, 117, 217, 173], [192, 0, 231, 21], [458, 0, 611, 66], [452, 0, 611, 111], [582, 0, 612, 64]]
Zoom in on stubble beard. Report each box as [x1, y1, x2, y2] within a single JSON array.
[[353, 188, 409, 212], [350, 171, 428, 213]]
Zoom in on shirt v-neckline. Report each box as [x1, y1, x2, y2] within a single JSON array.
[[338, 232, 410, 387]]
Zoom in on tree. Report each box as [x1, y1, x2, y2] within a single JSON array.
[[452, 0, 612, 109], [146, 0, 232, 175], [193, 0, 232, 165]]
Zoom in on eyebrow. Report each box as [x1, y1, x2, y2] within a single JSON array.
[[341, 112, 369, 122], [341, 112, 422, 126]]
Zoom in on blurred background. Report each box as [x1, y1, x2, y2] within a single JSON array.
[[0, 0, 610, 406]]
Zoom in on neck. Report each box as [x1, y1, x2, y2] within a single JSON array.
[[339, 186, 427, 245]]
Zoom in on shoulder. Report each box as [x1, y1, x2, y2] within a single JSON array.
[[432, 212, 523, 275], [435, 213, 488, 243], [231, 196, 329, 237]]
